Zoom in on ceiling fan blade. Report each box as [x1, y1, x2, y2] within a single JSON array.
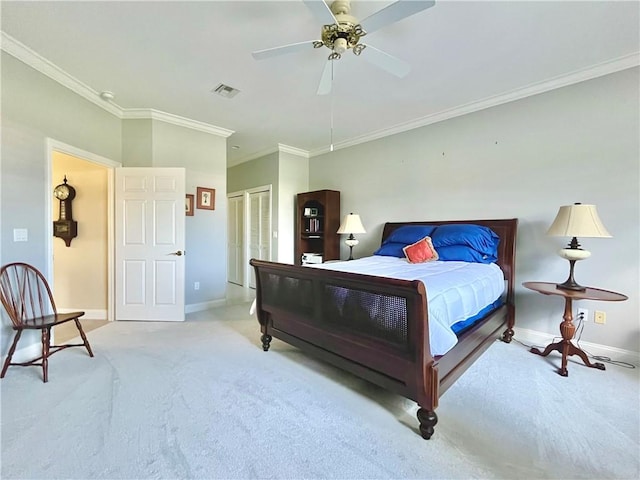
[[359, 0, 435, 34], [316, 59, 335, 95], [303, 0, 337, 25], [252, 40, 317, 60], [360, 44, 411, 78]]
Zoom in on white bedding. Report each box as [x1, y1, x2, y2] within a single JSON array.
[[308, 256, 506, 356]]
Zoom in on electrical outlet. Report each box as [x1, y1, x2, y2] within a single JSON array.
[[594, 311, 606, 324], [194, 281, 200, 290], [577, 308, 589, 322]]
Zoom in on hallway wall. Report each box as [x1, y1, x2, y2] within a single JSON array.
[[52, 152, 108, 318]]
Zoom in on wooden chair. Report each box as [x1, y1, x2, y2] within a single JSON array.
[[0, 262, 94, 382]]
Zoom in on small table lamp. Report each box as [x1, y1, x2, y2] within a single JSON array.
[[546, 203, 611, 291], [337, 213, 366, 260]]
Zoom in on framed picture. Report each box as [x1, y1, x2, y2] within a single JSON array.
[[185, 194, 194, 216], [196, 187, 215, 210]]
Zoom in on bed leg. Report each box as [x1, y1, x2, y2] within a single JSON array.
[[501, 327, 514, 343], [261, 334, 272, 352], [502, 304, 515, 343], [417, 408, 438, 440]]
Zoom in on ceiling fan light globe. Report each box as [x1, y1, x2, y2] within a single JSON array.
[[334, 37, 348, 55]]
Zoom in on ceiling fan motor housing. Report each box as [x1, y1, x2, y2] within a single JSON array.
[[320, 0, 366, 57]]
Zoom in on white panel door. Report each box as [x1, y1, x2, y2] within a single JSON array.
[[227, 195, 244, 286], [115, 167, 185, 321], [248, 190, 271, 288]]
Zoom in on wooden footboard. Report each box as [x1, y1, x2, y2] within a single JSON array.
[[251, 260, 434, 394], [250, 218, 517, 440]]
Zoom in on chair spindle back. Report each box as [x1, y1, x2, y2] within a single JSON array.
[[0, 263, 57, 327]]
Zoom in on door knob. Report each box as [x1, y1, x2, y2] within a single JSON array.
[[170, 250, 184, 256]]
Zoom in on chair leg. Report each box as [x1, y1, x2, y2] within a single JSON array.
[[74, 319, 94, 357], [1, 330, 22, 379], [41, 327, 51, 383]]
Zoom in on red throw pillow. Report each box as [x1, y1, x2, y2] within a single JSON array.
[[403, 236, 439, 263]]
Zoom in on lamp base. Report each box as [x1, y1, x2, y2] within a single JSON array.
[[555, 280, 586, 292], [347, 245, 354, 261], [345, 235, 359, 261], [555, 259, 586, 292]]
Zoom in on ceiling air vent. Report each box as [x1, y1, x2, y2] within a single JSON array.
[[212, 83, 240, 99]]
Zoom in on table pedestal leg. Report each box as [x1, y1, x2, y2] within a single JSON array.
[[529, 296, 606, 376]]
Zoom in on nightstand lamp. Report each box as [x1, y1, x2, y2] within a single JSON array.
[[547, 203, 611, 291], [337, 213, 366, 260]]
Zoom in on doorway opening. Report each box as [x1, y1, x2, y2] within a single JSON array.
[[46, 139, 120, 326]]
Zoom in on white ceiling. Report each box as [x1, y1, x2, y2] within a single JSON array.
[[1, 1, 639, 166]]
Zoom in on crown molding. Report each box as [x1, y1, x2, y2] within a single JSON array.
[[309, 52, 640, 157], [278, 144, 310, 158], [4, 31, 637, 158], [1, 31, 234, 138], [122, 109, 234, 138], [229, 146, 279, 167], [1, 31, 123, 117], [229, 143, 310, 167]]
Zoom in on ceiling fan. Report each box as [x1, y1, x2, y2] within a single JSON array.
[[252, 0, 436, 95]]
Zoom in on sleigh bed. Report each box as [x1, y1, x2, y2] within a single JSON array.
[[250, 218, 517, 439]]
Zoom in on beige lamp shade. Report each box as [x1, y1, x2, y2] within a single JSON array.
[[337, 213, 366, 235], [546, 204, 611, 238]]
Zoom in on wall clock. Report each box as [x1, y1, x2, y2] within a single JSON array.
[[53, 176, 78, 247]]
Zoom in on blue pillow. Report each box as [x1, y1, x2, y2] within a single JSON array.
[[436, 245, 497, 264], [373, 242, 406, 258], [385, 225, 436, 245], [430, 224, 500, 257]]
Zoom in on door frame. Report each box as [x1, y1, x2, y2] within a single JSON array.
[[46, 138, 121, 322]]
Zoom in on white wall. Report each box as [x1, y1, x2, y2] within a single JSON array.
[[227, 148, 309, 264], [1, 52, 122, 355], [1, 52, 230, 361], [227, 152, 280, 260], [150, 120, 228, 307], [277, 151, 309, 264], [121, 118, 229, 307], [309, 67, 639, 354]]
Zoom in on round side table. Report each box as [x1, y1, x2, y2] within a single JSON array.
[[523, 281, 628, 377]]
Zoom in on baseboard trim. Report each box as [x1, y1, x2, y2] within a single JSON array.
[[57, 308, 106, 320], [185, 299, 226, 314], [514, 327, 639, 365], [57, 302, 242, 319]]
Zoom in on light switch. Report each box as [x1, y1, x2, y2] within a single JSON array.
[[13, 228, 28, 242]]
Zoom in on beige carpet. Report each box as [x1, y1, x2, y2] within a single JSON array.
[[1, 302, 638, 479], [53, 319, 109, 344]]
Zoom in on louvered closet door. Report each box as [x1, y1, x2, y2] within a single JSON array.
[[227, 195, 244, 286], [248, 190, 271, 288]]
